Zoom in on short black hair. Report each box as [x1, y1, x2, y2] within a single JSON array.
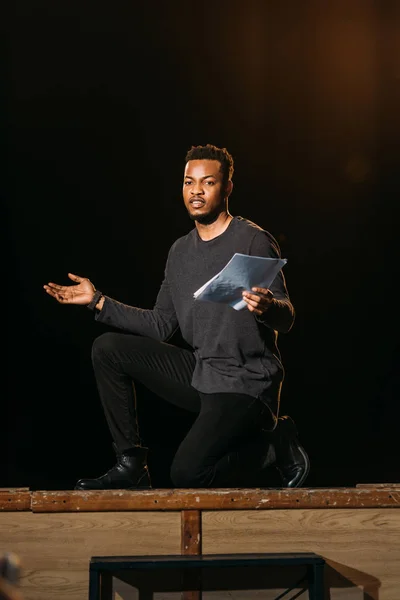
[[185, 144, 234, 183]]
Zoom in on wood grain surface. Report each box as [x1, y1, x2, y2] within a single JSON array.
[[0, 512, 180, 600], [2, 489, 400, 599], [28, 487, 400, 512], [203, 508, 400, 599]]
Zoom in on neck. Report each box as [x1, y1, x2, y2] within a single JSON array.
[[195, 211, 233, 241]]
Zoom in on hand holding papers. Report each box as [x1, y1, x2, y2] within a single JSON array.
[[193, 253, 287, 311]]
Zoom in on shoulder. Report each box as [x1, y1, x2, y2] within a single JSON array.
[[234, 216, 281, 255]]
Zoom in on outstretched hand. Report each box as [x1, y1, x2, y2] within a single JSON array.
[[242, 287, 274, 316], [43, 273, 96, 305]]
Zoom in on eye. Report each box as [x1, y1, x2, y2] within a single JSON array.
[[206, 181, 215, 186], [184, 181, 192, 185]]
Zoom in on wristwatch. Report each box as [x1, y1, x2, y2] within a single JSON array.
[[87, 290, 103, 311]]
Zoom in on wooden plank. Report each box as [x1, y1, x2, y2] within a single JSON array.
[[203, 508, 400, 600], [356, 483, 400, 488], [31, 487, 400, 512], [181, 510, 202, 599], [0, 511, 181, 600], [3, 508, 400, 600], [0, 490, 31, 511], [181, 510, 202, 554]]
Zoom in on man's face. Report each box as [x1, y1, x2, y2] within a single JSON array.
[[183, 159, 229, 224]]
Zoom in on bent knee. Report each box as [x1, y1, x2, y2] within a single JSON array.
[[91, 332, 125, 363]]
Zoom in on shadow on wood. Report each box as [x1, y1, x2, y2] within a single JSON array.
[[324, 560, 381, 600], [111, 560, 380, 599]]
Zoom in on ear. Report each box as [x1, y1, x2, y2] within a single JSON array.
[[225, 180, 233, 198]]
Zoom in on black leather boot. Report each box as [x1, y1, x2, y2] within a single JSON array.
[[75, 443, 152, 490], [272, 415, 310, 488]]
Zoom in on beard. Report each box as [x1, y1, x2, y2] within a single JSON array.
[[187, 204, 223, 225]]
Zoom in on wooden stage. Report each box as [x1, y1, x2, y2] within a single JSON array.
[[1, 485, 400, 599]]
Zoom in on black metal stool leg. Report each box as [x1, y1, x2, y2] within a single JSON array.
[[88, 569, 100, 600], [99, 571, 113, 600], [308, 563, 325, 600]]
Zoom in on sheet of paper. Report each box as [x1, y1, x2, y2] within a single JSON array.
[[193, 253, 287, 310]]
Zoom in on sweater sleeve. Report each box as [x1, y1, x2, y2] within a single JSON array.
[[94, 266, 179, 343], [249, 230, 295, 333]]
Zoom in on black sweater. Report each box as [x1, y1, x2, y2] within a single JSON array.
[[96, 216, 295, 407]]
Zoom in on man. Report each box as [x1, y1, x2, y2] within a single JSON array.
[[44, 144, 310, 490]]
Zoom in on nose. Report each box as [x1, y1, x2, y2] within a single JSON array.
[[191, 182, 204, 195]]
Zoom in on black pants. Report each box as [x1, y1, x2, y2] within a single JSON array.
[[92, 332, 276, 487]]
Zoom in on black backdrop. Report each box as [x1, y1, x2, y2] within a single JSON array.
[[5, 0, 399, 490]]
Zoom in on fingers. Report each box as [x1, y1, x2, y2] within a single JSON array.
[[45, 282, 66, 292], [43, 282, 74, 304], [68, 273, 85, 282], [242, 294, 263, 315], [43, 274, 92, 306], [242, 288, 273, 315], [43, 284, 58, 295], [43, 286, 65, 303], [244, 304, 263, 315], [250, 287, 273, 298], [242, 290, 273, 304], [243, 292, 264, 304]]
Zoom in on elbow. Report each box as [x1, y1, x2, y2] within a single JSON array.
[[271, 301, 295, 333], [278, 318, 295, 334], [282, 308, 295, 333]]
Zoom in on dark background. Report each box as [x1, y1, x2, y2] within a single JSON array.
[[5, 0, 399, 490]]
